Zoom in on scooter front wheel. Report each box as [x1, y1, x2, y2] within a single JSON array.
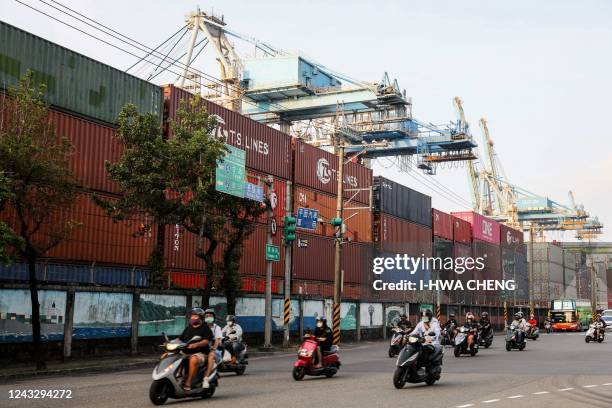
[[393, 366, 408, 389], [149, 380, 170, 406], [236, 365, 246, 375], [388, 348, 396, 358], [292, 366, 306, 381], [201, 383, 216, 399]]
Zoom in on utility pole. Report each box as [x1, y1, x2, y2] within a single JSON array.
[[332, 144, 345, 346], [283, 180, 293, 348], [263, 176, 274, 350], [528, 223, 535, 316]]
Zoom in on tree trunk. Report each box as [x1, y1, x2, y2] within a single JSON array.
[[225, 289, 237, 315], [202, 257, 214, 309], [27, 255, 46, 370]]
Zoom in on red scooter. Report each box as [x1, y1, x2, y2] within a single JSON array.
[[292, 333, 341, 380]]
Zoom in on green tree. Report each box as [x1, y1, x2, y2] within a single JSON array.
[[0, 172, 23, 264], [0, 74, 78, 370]]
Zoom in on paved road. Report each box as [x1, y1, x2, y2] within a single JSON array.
[[1, 333, 611, 408]]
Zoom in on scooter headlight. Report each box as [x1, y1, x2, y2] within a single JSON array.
[[408, 336, 419, 344], [166, 343, 179, 351], [298, 348, 312, 358]]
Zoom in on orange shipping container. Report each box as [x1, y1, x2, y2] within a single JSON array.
[[294, 186, 372, 243]]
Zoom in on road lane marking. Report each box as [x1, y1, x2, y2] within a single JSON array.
[[583, 385, 598, 388], [602, 383, 612, 386], [507, 395, 524, 399], [482, 399, 500, 404], [456, 405, 474, 408], [558, 388, 574, 391], [533, 391, 550, 395]]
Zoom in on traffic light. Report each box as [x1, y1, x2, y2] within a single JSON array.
[[284, 215, 296, 245]]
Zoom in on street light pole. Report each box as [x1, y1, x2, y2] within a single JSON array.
[[263, 176, 274, 350], [332, 144, 345, 346]]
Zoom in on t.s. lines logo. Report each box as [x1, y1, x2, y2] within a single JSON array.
[[482, 220, 493, 238], [316, 158, 332, 184], [506, 231, 520, 245]]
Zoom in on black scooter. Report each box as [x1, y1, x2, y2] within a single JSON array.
[[505, 326, 526, 351], [478, 324, 494, 348], [393, 332, 443, 388]]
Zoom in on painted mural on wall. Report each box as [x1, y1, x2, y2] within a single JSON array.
[[324, 300, 356, 330], [303, 300, 324, 330], [359, 303, 383, 327], [138, 294, 186, 337], [0, 289, 66, 343], [385, 305, 406, 327], [73, 292, 131, 339]]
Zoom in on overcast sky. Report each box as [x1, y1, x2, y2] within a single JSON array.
[[2, 0, 611, 241]]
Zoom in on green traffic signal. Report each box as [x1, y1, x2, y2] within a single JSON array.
[[284, 215, 297, 244], [330, 217, 342, 227]]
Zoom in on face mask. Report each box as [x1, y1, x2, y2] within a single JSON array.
[[190, 318, 201, 327], [228, 321, 234, 326], [421, 317, 429, 323], [205, 317, 214, 324], [316, 322, 323, 328]]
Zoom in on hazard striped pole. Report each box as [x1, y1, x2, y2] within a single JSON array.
[[283, 297, 291, 327], [436, 303, 441, 322], [332, 302, 341, 345], [503, 300, 508, 326]]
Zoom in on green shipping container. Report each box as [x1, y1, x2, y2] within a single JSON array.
[[0, 21, 162, 125]]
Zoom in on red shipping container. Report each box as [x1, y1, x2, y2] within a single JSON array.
[[453, 242, 473, 283], [163, 85, 292, 180], [292, 232, 335, 281], [452, 216, 472, 244], [293, 139, 372, 204], [372, 213, 433, 257], [168, 270, 205, 289], [294, 186, 372, 242], [342, 241, 373, 284], [451, 211, 500, 244], [0, 192, 155, 266], [432, 208, 453, 240], [472, 240, 502, 281], [500, 224, 524, 248]]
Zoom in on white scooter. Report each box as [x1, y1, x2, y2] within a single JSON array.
[[389, 326, 405, 358], [585, 322, 605, 343], [149, 334, 219, 405]]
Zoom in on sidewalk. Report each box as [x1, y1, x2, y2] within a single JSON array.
[[0, 341, 379, 383]]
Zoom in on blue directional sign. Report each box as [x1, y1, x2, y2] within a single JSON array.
[[244, 182, 264, 202], [296, 207, 319, 231]]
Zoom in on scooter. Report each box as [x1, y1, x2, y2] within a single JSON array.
[[218, 337, 248, 375], [389, 327, 405, 358], [149, 334, 219, 405], [454, 326, 478, 357], [505, 326, 526, 351], [393, 332, 443, 388], [585, 322, 605, 343], [292, 333, 341, 380], [545, 320, 552, 333], [441, 323, 456, 347], [525, 323, 540, 340], [478, 324, 494, 348]]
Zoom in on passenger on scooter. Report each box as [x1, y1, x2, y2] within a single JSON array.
[[464, 312, 479, 350], [595, 313, 607, 338], [203, 309, 222, 388], [409, 309, 441, 359], [179, 308, 214, 391], [442, 313, 458, 341], [222, 315, 243, 364], [527, 313, 538, 335], [398, 314, 413, 332], [510, 312, 527, 343], [313, 316, 333, 368]]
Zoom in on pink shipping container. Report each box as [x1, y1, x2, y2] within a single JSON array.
[[293, 139, 372, 204], [432, 208, 453, 240], [163, 85, 292, 180], [451, 211, 500, 244], [452, 216, 472, 244]]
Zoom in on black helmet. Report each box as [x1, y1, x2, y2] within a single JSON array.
[[481, 312, 489, 318], [226, 314, 236, 323], [190, 307, 205, 318], [204, 308, 216, 318], [400, 313, 407, 319], [316, 315, 327, 322], [516, 311, 524, 319]]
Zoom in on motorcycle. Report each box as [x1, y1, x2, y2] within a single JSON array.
[[545, 320, 552, 333], [505, 326, 526, 351], [292, 333, 341, 380], [525, 323, 540, 340], [585, 322, 605, 343], [441, 323, 456, 347], [393, 332, 443, 388], [218, 336, 248, 375], [454, 326, 478, 357], [478, 324, 494, 348], [149, 334, 219, 405], [389, 326, 405, 358]]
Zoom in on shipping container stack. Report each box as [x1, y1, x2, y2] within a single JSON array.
[[500, 224, 528, 304], [0, 21, 162, 287], [562, 249, 578, 299], [528, 243, 564, 302], [450, 215, 473, 305], [162, 85, 293, 294], [372, 176, 433, 303], [291, 140, 373, 300], [432, 209, 453, 304], [451, 211, 501, 305]]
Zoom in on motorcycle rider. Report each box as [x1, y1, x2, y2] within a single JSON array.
[[313, 316, 333, 368], [409, 309, 441, 360], [398, 314, 413, 332], [510, 312, 527, 343], [202, 309, 222, 388], [221, 315, 243, 364], [479, 311, 492, 340], [594, 313, 607, 339], [442, 313, 458, 341], [527, 313, 538, 335], [178, 308, 214, 391], [464, 312, 479, 350]]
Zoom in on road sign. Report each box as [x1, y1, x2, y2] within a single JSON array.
[[297, 239, 308, 248], [245, 182, 264, 202], [296, 207, 319, 231], [216, 144, 246, 198], [270, 218, 277, 236], [265, 244, 280, 261]]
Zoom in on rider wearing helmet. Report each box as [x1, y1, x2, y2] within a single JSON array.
[[179, 308, 213, 391], [464, 312, 479, 350], [409, 309, 441, 360], [479, 311, 492, 337], [221, 315, 244, 364], [527, 313, 538, 335], [511, 311, 528, 343], [595, 312, 607, 338], [443, 313, 458, 341], [313, 316, 333, 368], [397, 313, 413, 332], [202, 308, 222, 389]]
